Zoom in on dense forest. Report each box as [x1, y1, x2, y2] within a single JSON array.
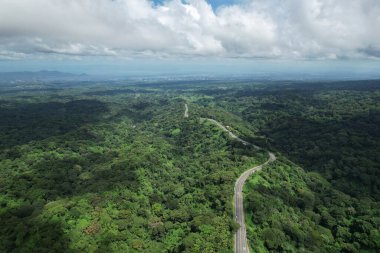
[[206, 80, 380, 252], [0, 79, 379, 252]]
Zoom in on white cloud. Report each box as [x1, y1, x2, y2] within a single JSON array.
[[0, 50, 26, 60], [0, 0, 379, 59]]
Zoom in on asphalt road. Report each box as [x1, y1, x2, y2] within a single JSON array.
[[202, 118, 276, 253], [234, 152, 276, 253], [184, 103, 189, 118]]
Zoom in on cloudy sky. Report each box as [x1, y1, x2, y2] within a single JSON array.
[[0, 0, 379, 76]]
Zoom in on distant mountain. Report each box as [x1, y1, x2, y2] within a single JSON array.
[[0, 71, 89, 82]]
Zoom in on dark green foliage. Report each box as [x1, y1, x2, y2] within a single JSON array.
[[0, 99, 108, 149], [0, 79, 379, 252], [244, 160, 380, 252], [0, 82, 268, 252], [214, 81, 380, 252]]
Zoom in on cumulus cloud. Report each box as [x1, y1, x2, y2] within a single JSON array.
[[0, 0, 379, 59]]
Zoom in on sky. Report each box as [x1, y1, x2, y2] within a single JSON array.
[[0, 0, 379, 78]]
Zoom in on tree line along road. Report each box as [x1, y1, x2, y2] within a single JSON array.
[[199, 116, 276, 253]]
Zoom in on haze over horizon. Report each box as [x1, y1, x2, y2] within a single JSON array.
[[0, 0, 380, 78], [1, 2, 380, 253]]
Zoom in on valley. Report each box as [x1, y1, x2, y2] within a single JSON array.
[[0, 79, 379, 252]]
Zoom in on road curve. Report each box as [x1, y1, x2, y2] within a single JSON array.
[[202, 118, 276, 253], [184, 103, 189, 118], [234, 152, 276, 253]]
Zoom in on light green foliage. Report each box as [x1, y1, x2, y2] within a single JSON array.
[[0, 82, 267, 252], [244, 159, 380, 252], [0, 79, 379, 252], [171, 128, 181, 136]]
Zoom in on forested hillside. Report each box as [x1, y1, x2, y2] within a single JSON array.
[[0, 80, 379, 252], [202, 80, 380, 252], [0, 82, 266, 252]]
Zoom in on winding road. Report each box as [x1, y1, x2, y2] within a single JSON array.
[[202, 117, 276, 253], [184, 103, 189, 118], [234, 152, 276, 253]]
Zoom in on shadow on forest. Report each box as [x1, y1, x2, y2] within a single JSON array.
[[210, 79, 380, 98], [1, 98, 162, 215], [83, 88, 154, 96], [0, 97, 138, 251], [257, 110, 380, 199], [0, 99, 108, 150], [19, 154, 139, 201], [0, 207, 79, 253], [0, 88, 61, 94]]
